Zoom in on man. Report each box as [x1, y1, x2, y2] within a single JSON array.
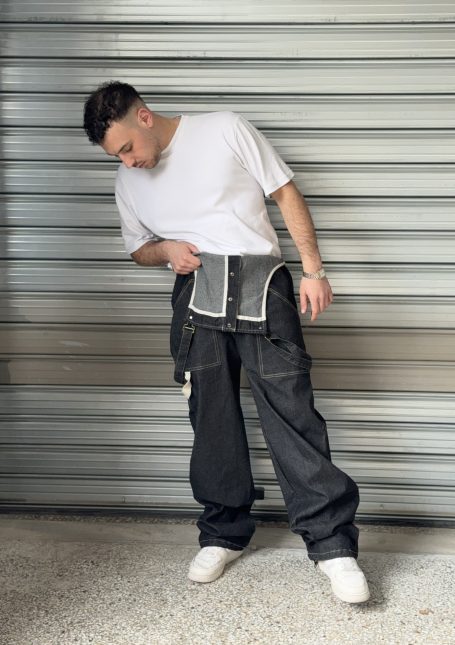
[[83, 81, 370, 604]]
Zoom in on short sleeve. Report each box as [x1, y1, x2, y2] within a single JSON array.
[[232, 113, 295, 198], [115, 175, 160, 256]]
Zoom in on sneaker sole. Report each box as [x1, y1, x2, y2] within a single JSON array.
[[330, 580, 371, 604], [188, 563, 225, 583]]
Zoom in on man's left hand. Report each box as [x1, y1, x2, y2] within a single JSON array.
[[300, 276, 333, 322]]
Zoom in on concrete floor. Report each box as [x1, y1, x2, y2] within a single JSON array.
[[0, 513, 454, 645]]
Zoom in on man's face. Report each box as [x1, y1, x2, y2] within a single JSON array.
[[101, 106, 162, 169]]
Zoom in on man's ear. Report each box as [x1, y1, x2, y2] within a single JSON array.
[[137, 106, 153, 129]]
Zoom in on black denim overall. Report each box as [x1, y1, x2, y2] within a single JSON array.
[[170, 255, 360, 563]]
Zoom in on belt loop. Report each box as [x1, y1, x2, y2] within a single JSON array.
[[174, 317, 195, 384]]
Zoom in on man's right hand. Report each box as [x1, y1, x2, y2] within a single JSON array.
[[164, 241, 202, 274]]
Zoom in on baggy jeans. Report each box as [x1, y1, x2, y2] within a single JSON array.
[[169, 263, 360, 563]]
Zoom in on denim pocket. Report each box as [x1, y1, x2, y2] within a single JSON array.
[[170, 277, 194, 361], [257, 333, 312, 378], [170, 276, 222, 373], [184, 326, 222, 372]]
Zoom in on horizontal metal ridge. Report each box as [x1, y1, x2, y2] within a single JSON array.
[[1, 196, 454, 230], [1, 294, 454, 327], [1, 261, 455, 294], [1, 385, 453, 419], [1, 325, 453, 361], [1, 449, 454, 487], [0, 478, 453, 519], [4, 128, 455, 163], [2, 1, 455, 24], [2, 94, 455, 128], [2, 59, 454, 94], [1, 418, 453, 454], [2, 228, 455, 262], [0, 355, 453, 391], [2, 162, 455, 196], [2, 24, 455, 59]]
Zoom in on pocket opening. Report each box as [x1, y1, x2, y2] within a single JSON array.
[[264, 333, 312, 371]]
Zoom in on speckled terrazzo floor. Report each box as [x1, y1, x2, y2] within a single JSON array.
[[0, 514, 454, 645]]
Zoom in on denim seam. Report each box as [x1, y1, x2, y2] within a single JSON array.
[[264, 334, 312, 370], [257, 334, 309, 378], [173, 278, 194, 309], [188, 363, 221, 371], [307, 548, 358, 555], [200, 538, 244, 549], [185, 319, 265, 334], [174, 319, 190, 382], [268, 287, 299, 313], [262, 369, 308, 378], [185, 328, 222, 371]]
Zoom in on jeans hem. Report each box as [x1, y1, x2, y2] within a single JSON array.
[[199, 538, 245, 551], [307, 548, 358, 563]]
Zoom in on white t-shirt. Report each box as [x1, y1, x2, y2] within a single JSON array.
[[115, 110, 294, 261]]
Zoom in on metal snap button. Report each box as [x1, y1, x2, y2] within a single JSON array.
[[228, 296, 233, 301], [229, 271, 235, 276]]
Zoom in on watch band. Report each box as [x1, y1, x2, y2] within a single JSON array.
[[302, 267, 326, 280]]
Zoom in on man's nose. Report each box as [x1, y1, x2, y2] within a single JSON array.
[[119, 153, 133, 168]]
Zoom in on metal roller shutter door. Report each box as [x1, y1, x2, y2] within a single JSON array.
[[0, 2, 454, 523]]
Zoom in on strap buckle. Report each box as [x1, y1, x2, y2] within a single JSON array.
[[183, 322, 195, 333]]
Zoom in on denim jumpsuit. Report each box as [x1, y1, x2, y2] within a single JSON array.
[[170, 252, 360, 563]]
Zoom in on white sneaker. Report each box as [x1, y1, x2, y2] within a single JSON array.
[[188, 546, 244, 583], [316, 556, 370, 603]]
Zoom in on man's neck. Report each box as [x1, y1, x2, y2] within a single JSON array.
[[155, 113, 181, 150]]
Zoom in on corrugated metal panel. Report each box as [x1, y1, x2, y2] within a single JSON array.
[[1, 387, 454, 519], [1, 326, 454, 361], [2, 60, 454, 93], [1, 478, 453, 521], [2, 451, 455, 487], [2, 163, 455, 195], [2, 197, 454, 230], [3, 1, 455, 23], [5, 128, 455, 162], [2, 229, 455, 262], [1, 260, 453, 295], [2, 95, 454, 128], [0, 1, 454, 522], [1, 294, 453, 328], [3, 24, 455, 59], [1, 357, 454, 391]]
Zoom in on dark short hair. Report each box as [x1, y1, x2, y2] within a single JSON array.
[[83, 81, 145, 145]]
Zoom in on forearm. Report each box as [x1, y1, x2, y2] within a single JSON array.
[[273, 182, 323, 272], [131, 240, 171, 267]]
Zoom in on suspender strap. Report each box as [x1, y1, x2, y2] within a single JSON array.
[[174, 321, 195, 384]]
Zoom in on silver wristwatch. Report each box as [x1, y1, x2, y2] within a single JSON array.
[[302, 267, 326, 280]]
